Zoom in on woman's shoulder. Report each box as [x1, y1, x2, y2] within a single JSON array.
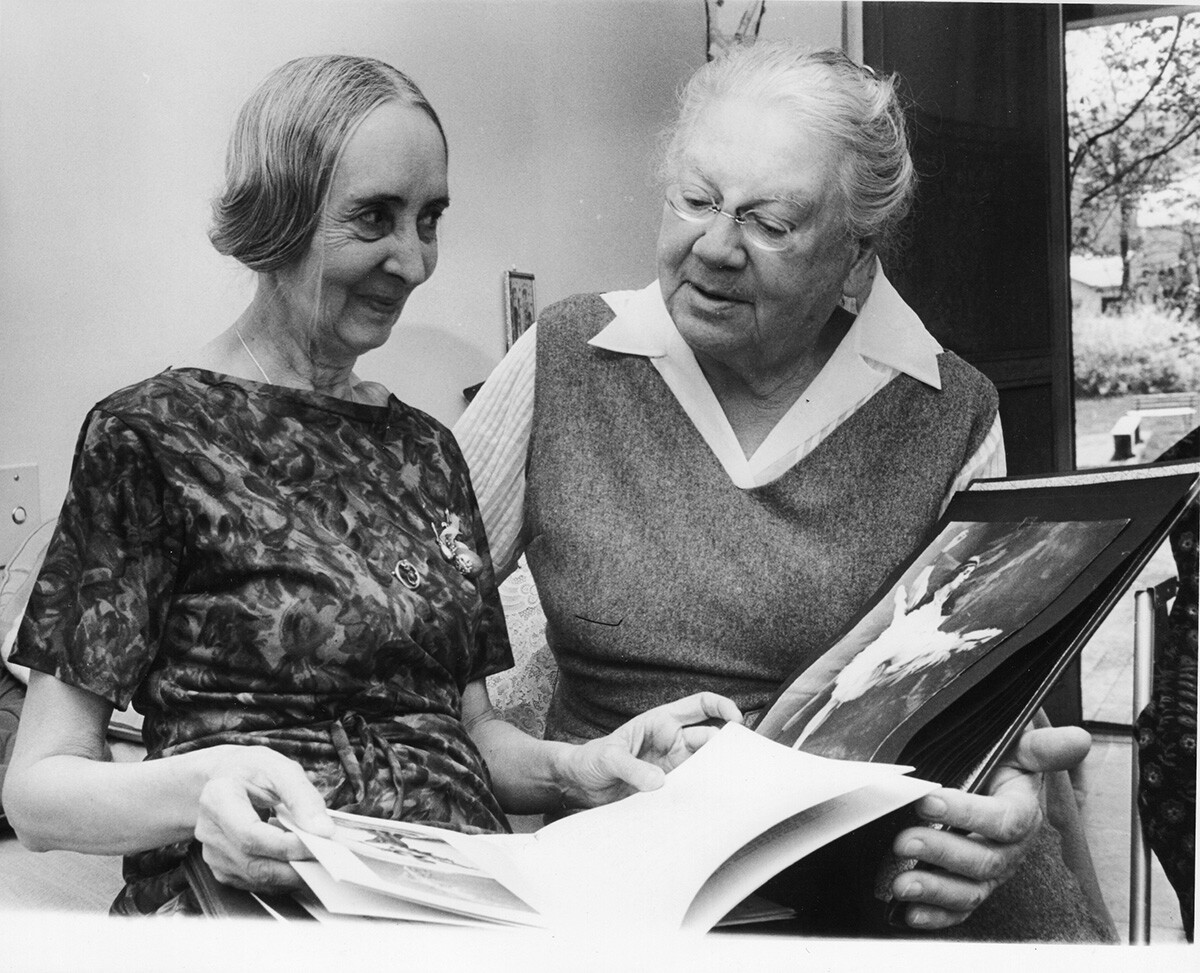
[[91, 369, 213, 421], [934, 351, 999, 406], [392, 395, 456, 443], [530, 294, 620, 368], [536, 293, 613, 335]]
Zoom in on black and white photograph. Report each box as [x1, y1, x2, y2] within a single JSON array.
[[2, 0, 1198, 965], [756, 515, 1129, 758]]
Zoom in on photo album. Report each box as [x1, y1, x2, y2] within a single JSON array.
[[235, 459, 1199, 933]]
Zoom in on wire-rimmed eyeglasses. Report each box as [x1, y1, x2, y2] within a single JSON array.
[[664, 183, 797, 253]]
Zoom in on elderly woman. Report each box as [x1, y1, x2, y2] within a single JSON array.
[[0, 55, 739, 915], [457, 45, 1115, 941]]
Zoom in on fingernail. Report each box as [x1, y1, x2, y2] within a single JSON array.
[[901, 880, 923, 900], [902, 838, 924, 857], [921, 796, 947, 820], [908, 908, 930, 928]]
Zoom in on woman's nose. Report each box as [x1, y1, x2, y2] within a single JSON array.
[[382, 226, 434, 284], [692, 214, 748, 269]]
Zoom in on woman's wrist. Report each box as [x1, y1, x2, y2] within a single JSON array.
[[178, 744, 268, 824], [544, 740, 586, 812]]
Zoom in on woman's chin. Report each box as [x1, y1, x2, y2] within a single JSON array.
[[338, 316, 400, 355], [673, 310, 750, 361]]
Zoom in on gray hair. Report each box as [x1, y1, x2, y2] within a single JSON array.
[[210, 55, 445, 273], [660, 44, 915, 255]]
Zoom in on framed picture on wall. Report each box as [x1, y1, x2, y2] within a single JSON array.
[[504, 270, 536, 350]]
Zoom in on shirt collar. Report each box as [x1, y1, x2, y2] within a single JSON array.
[[590, 265, 943, 390], [850, 263, 944, 389], [591, 281, 671, 357]]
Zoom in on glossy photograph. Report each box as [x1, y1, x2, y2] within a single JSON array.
[[756, 515, 1129, 759]]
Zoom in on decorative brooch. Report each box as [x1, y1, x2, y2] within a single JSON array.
[[393, 558, 422, 590], [432, 509, 483, 579]]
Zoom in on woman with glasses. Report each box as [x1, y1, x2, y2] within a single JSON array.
[[457, 44, 1115, 941]]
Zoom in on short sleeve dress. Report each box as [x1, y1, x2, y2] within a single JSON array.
[[11, 369, 514, 914]]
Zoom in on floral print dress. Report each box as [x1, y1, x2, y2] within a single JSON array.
[[1136, 427, 1198, 941], [12, 370, 513, 914]]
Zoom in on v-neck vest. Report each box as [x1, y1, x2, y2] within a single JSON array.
[[525, 294, 998, 744]]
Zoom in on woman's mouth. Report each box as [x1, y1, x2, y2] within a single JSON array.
[[687, 281, 744, 306], [360, 292, 406, 315]]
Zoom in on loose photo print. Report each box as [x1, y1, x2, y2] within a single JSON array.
[[755, 515, 1130, 760], [328, 810, 483, 874]]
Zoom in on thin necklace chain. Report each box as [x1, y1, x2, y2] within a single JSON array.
[[236, 330, 272, 384], [235, 329, 376, 405]]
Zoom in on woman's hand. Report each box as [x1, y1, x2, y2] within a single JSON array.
[[889, 724, 1091, 930], [557, 692, 742, 809], [193, 745, 335, 892]]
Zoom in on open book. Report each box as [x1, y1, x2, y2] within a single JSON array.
[[281, 724, 937, 933], [277, 460, 1197, 933], [755, 459, 1198, 789]]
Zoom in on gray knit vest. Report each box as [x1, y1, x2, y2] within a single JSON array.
[[526, 293, 998, 744]]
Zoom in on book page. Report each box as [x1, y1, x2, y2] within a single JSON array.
[[681, 775, 937, 932], [290, 861, 498, 926], [443, 723, 929, 932], [281, 814, 543, 926]]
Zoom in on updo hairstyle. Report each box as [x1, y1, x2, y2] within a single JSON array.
[[660, 44, 915, 256]]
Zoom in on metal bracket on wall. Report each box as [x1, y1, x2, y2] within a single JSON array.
[[0, 464, 41, 569]]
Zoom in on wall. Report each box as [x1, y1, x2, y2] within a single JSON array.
[[0, 0, 843, 516]]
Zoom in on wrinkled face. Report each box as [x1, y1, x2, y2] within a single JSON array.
[[276, 100, 449, 358], [657, 96, 866, 377]]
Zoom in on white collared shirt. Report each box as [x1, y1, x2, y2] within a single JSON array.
[[455, 268, 1005, 575]]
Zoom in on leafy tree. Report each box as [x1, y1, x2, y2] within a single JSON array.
[[1067, 13, 1200, 299]]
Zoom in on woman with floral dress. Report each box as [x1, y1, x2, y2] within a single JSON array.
[[0, 55, 738, 914]]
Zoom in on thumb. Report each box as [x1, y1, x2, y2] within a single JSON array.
[[596, 746, 666, 794], [270, 762, 335, 838], [1006, 726, 1091, 774]]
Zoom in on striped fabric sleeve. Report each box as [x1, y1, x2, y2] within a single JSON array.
[[453, 325, 538, 580], [941, 413, 1007, 514]]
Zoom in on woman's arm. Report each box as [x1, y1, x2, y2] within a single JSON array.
[[453, 325, 538, 581], [941, 413, 1006, 515], [3, 671, 332, 889], [461, 679, 740, 815]]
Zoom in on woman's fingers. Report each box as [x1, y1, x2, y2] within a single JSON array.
[[660, 691, 743, 727], [593, 745, 666, 794], [1001, 725, 1091, 775], [630, 692, 741, 752], [211, 745, 335, 836], [196, 776, 306, 889], [894, 822, 1018, 884], [194, 748, 332, 891], [889, 769, 1047, 930], [892, 861, 994, 926], [914, 783, 1042, 849], [563, 693, 742, 808]]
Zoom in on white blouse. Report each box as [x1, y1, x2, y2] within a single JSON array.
[[456, 267, 1006, 576]]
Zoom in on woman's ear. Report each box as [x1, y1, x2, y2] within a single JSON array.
[[840, 241, 877, 314]]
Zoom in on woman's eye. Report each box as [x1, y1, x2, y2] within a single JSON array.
[[417, 210, 444, 242], [680, 191, 714, 212], [354, 209, 391, 238], [749, 214, 792, 240]]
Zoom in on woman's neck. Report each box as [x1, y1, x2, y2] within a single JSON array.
[[697, 307, 854, 459], [188, 295, 388, 406], [234, 313, 356, 395]]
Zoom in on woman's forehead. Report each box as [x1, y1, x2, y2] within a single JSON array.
[[674, 97, 839, 202], [330, 101, 448, 200]]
